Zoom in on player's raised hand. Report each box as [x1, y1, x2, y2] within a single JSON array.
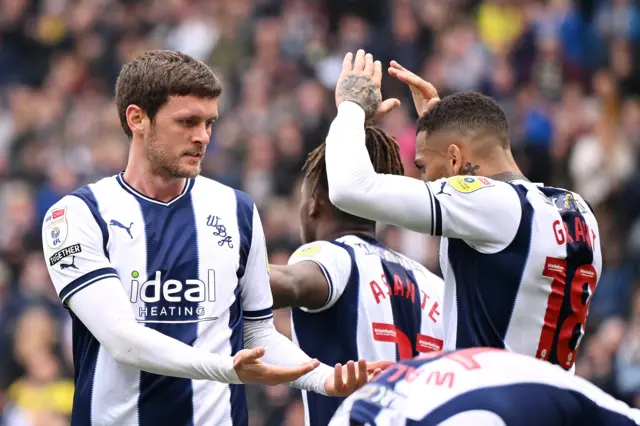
[[388, 60, 440, 117], [233, 347, 320, 386], [324, 359, 394, 397], [335, 49, 401, 121]]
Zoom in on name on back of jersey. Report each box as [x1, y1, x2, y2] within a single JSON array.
[[353, 383, 406, 410], [547, 192, 597, 249], [448, 176, 493, 193], [368, 274, 441, 325], [354, 242, 422, 272]]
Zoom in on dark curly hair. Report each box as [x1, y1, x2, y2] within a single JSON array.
[[303, 126, 405, 224], [417, 92, 510, 148]]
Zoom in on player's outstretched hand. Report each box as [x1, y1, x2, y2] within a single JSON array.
[[388, 60, 440, 117], [335, 49, 401, 121], [233, 347, 320, 386], [324, 359, 394, 397]]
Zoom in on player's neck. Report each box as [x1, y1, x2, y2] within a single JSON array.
[[469, 151, 528, 183], [124, 146, 187, 202], [316, 222, 375, 242]]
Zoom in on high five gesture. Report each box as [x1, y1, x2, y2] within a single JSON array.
[[335, 49, 400, 121]]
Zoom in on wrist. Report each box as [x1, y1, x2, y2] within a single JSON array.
[[319, 366, 334, 396], [337, 101, 366, 123], [206, 355, 242, 384]]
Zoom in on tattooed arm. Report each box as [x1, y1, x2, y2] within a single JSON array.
[[334, 50, 400, 121], [327, 50, 440, 234], [326, 51, 521, 250], [336, 75, 380, 121]]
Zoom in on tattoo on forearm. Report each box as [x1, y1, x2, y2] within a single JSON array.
[[338, 75, 380, 120], [463, 162, 480, 175]]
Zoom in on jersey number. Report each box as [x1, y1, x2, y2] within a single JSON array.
[[536, 257, 597, 369], [384, 348, 497, 384], [372, 322, 443, 360]]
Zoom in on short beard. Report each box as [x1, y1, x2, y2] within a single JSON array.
[[145, 127, 201, 179]]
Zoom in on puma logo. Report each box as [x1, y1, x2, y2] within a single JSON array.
[[436, 181, 451, 196], [60, 256, 78, 270], [110, 220, 134, 239]]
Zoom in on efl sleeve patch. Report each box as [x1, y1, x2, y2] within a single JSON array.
[[44, 207, 68, 249], [448, 176, 494, 193], [291, 243, 322, 259]]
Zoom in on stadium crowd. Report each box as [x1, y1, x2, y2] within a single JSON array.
[[0, 0, 639, 424]]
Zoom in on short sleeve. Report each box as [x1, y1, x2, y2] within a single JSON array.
[[237, 194, 274, 322], [287, 241, 352, 313], [42, 195, 118, 307], [426, 176, 522, 253]]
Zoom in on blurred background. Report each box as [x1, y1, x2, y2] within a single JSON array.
[[0, 0, 639, 424]]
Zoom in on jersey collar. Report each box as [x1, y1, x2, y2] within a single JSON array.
[[116, 172, 195, 207]]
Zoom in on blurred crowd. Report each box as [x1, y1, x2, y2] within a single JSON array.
[[0, 0, 639, 424]]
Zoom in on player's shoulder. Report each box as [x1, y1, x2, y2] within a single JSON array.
[[536, 184, 595, 215], [44, 176, 119, 225], [288, 240, 350, 265], [443, 175, 513, 194], [437, 176, 520, 207], [193, 175, 256, 211]]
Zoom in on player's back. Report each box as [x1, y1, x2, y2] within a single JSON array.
[[42, 173, 270, 426], [288, 234, 444, 426], [329, 348, 640, 426], [435, 177, 602, 371]]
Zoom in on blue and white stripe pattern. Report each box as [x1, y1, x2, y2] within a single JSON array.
[[43, 173, 273, 426]]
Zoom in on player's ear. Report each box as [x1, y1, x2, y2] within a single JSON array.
[[447, 144, 462, 175], [309, 194, 321, 218], [126, 105, 147, 136]]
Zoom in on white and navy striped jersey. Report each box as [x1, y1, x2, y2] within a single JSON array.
[[329, 348, 640, 426], [41, 173, 273, 426], [324, 104, 603, 372], [288, 234, 444, 426], [430, 177, 602, 371]]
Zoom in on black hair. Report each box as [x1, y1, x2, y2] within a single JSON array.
[[302, 126, 405, 224], [416, 92, 509, 147]]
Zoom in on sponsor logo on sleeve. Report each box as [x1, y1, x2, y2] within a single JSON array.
[[292, 243, 321, 258], [448, 176, 494, 194], [44, 207, 68, 249], [49, 243, 82, 266]]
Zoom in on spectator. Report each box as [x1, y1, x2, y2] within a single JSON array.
[[0, 1, 639, 424]]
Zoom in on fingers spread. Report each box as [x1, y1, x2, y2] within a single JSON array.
[[353, 49, 366, 72], [422, 81, 439, 99], [334, 363, 344, 390], [364, 53, 374, 75], [389, 60, 408, 72], [366, 359, 394, 372], [379, 98, 401, 114], [373, 60, 382, 85], [427, 97, 441, 111], [346, 360, 357, 390], [392, 70, 420, 86], [342, 52, 353, 75], [357, 359, 368, 386]]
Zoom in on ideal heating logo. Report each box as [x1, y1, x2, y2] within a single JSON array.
[[130, 270, 217, 323]]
